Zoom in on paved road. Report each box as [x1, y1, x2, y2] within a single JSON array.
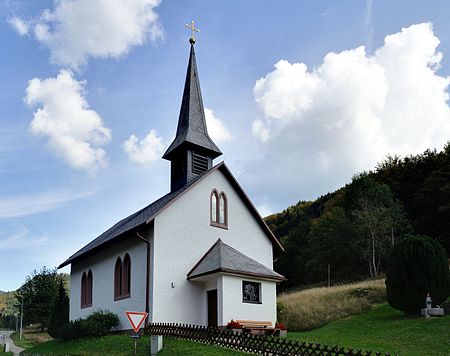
[[1, 330, 25, 356]]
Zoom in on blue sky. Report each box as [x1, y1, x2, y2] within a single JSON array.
[[1, 0, 450, 291]]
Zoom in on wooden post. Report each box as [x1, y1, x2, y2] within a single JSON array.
[[327, 264, 330, 288]]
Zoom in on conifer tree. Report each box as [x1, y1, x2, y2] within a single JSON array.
[[48, 280, 70, 338], [386, 234, 449, 314]]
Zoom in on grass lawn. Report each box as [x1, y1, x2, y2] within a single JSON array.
[[22, 303, 450, 355], [289, 303, 450, 356], [0, 352, 13, 356], [24, 334, 245, 355]]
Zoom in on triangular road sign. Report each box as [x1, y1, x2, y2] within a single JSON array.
[[125, 311, 148, 333]]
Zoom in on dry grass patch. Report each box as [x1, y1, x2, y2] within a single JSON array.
[[277, 279, 386, 331], [11, 324, 52, 349]]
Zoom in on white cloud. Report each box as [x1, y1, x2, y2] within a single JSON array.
[[252, 119, 270, 142], [0, 188, 94, 218], [123, 129, 164, 165], [7, 16, 28, 35], [256, 203, 275, 218], [122, 109, 230, 166], [26, 69, 112, 173], [14, 0, 163, 69], [250, 23, 450, 204], [0, 225, 47, 251], [204, 108, 231, 143]]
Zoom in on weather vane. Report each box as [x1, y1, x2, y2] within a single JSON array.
[[185, 20, 200, 44]]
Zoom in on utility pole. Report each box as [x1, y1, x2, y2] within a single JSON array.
[[19, 295, 24, 340], [327, 264, 331, 288]]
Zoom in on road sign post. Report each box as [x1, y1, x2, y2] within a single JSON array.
[[125, 311, 148, 355]]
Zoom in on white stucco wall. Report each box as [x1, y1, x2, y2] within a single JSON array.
[[219, 275, 277, 326], [151, 168, 277, 325], [70, 226, 152, 330]]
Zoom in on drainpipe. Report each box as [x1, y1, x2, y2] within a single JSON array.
[[136, 231, 150, 326]]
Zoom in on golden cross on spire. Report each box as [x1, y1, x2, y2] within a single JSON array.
[[185, 20, 200, 44]]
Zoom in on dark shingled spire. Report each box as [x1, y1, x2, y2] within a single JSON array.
[[163, 42, 222, 192], [163, 44, 221, 160]]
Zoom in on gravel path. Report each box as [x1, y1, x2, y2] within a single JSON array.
[[2, 331, 25, 356]]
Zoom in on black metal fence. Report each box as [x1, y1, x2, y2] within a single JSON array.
[[144, 323, 392, 356]]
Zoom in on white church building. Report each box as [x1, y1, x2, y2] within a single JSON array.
[[59, 37, 285, 330]]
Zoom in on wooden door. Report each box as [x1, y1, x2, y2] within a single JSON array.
[[207, 289, 218, 327]]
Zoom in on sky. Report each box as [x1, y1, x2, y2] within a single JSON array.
[[1, 0, 450, 291]]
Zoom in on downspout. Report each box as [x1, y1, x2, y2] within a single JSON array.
[[136, 231, 150, 326]]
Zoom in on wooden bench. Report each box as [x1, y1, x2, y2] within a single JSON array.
[[236, 320, 274, 335]]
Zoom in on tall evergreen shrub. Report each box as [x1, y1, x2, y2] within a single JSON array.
[[48, 280, 69, 338], [386, 234, 449, 314]]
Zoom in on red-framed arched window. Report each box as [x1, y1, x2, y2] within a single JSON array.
[[210, 189, 219, 223], [86, 269, 93, 306], [210, 189, 228, 229], [123, 254, 131, 297], [81, 269, 93, 308], [114, 257, 122, 300], [114, 254, 131, 300], [219, 192, 228, 226]]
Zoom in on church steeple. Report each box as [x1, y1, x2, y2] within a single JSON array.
[[163, 36, 222, 192]]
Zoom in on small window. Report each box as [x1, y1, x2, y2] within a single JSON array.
[[81, 269, 93, 308], [114, 254, 131, 300], [210, 190, 228, 229], [242, 281, 261, 304]]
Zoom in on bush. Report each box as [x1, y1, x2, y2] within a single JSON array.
[[60, 319, 87, 341], [85, 310, 119, 337], [48, 280, 69, 338], [386, 234, 450, 314], [60, 310, 119, 341]]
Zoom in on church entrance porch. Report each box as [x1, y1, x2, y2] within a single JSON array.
[[188, 272, 278, 327]]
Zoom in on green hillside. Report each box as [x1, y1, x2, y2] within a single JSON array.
[[267, 143, 450, 290]]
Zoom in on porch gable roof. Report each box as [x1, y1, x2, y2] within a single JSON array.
[[187, 239, 286, 281]]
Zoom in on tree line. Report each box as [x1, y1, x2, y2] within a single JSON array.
[[0, 267, 69, 333], [267, 143, 450, 291]]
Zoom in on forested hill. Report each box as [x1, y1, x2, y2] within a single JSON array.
[[266, 143, 450, 291]]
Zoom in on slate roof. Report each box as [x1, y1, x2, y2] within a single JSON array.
[[58, 176, 196, 268], [187, 239, 286, 281], [58, 162, 284, 269], [162, 44, 222, 160]]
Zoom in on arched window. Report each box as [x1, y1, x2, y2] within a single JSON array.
[[81, 272, 86, 308], [81, 270, 93, 308], [114, 255, 131, 300], [210, 189, 228, 229], [210, 190, 218, 223], [87, 270, 93, 306], [114, 257, 122, 300], [219, 192, 227, 225], [123, 254, 131, 297]]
